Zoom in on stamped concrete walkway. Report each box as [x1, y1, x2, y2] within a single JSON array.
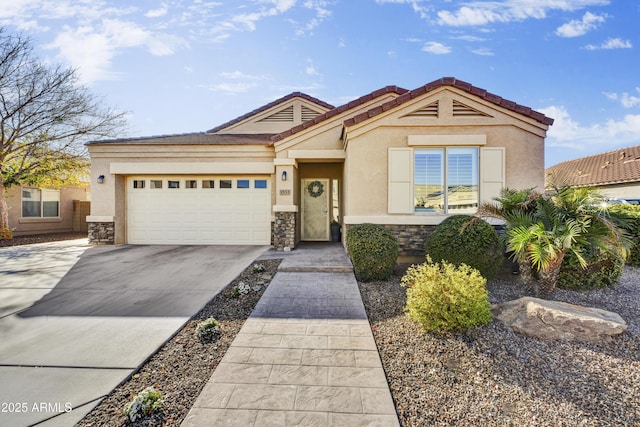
[[182, 243, 400, 426]]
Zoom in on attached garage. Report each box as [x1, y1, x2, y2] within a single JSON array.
[[126, 176, 271, 245]]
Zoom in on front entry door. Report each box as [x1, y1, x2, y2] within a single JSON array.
[[301, 178, 330, 241]]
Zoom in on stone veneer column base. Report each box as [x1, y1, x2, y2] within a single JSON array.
[[88, 222, 115, 245], [272, 212, 296, 251], [344, 224, 436, 257]]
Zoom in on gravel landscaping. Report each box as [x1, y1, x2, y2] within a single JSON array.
[[0, 231, 87, 247], [359, 265, 640, 427]]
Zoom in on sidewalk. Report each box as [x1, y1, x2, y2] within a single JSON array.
[[182, 243, 400, 426]]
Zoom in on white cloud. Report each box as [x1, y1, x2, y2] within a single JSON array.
[[555, 11, 607, 38], [145, 3, 169, 18], [207, 71, 271, 94], [584, 38, 632, 50], [454, 35, 485, 42], [46, 19, 186, 83], [205, 82, 258, 94], [470, 47, 493, 56], [437, 0, 610, 27], [375, 0, 431, 19], [305, 59, 320, 76], [219, 71, 270, 80], [604, 88, 640, 108], [422, 41, 451, 54], [290, 1, 333, 36], [539, 105, 640, 150]]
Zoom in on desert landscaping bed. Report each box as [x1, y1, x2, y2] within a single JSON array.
[[359, 265, 640, 427]]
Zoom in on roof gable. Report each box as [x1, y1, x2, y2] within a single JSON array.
[[209, 92, 334, 134], [344, 77, 554, 128], [271, 85, 408, 143], [546, 144, 640, 187]]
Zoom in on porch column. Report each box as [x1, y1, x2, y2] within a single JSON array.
[[273, 159, 298, 250]]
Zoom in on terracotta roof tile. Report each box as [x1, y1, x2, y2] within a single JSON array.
[[343, 77, 554, 128], [207, 92, 334, 133], [271, 85, 408, 142], [546, 144, 640, 187]]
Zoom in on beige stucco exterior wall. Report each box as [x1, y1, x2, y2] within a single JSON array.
[[344, 125, 544, 218], [341, 87, 547, 221], [6, 185, 90, 236], [595, 183, 640, 199]]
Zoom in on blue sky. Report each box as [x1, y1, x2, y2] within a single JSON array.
[[1, 0, 638, 167]]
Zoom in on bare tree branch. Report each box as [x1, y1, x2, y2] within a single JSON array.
[[0, 27, 129, 238]]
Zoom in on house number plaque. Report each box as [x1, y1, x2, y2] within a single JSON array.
[[279, 190, 291, 196]]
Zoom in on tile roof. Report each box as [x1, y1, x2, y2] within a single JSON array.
[[343, 77, 555, 128], [271, 85, 409, 142], [207, 92, 335, 133], [87, 133, 274, 145], [546, 144, 640, 187]]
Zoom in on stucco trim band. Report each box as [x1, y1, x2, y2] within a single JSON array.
[[273, 204, 299, 212], [408, 134, 486, 146], [344, 215, 450, 225], [86, 215, 115, 222], [288, 150, 345, 160]]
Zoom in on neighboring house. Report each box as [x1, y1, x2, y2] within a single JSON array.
[[5, 184, 90, 236], [546, 144, 640, 199], [87, 77, 553, 256]]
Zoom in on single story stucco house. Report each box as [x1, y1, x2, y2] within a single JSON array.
[[546, 144, 640, 199], [6, 184, 90, 236], [87, 77, 553, 257]]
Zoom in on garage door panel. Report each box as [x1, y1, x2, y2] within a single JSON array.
[[127, 176, 271, 245]]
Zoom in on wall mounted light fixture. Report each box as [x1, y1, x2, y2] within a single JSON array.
[[97, 175, 105, 184], [281, 171, 287, 181]]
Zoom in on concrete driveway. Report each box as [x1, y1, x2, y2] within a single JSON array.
[[0, 240, 267, 426]]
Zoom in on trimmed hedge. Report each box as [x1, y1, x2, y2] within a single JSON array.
[[558, 246, 624, 290], [609, 204, 640, 267], [346, 223, 399, 282], [424, 215, 504, 280], [401, 257, 492, 332]]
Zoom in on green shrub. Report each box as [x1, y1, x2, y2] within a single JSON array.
[[195, 317, 221, 342], [346, 223, 399, 282], [424, 215, 504, 280], [401, 257, 492, 332], [558, 246, 624, 290], [609, 204, 640, 267], [124, 386, 163, 422]]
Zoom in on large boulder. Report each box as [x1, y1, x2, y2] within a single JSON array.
[[492, 297, 627, 342]]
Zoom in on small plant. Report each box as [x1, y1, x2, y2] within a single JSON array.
[[609, 204, 640, 267], [346, 223, 399, 282], [425, 215, 504, 280], [195, 317, 221, 342], [401, 257, 492, 333], [124, 386, 163, 422], [232, 281, 250, 297], [252, 263, 266, 273]]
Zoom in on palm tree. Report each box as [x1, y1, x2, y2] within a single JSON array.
[[479, 186, 629, 298]]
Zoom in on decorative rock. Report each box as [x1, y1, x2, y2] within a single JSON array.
[[492, 297, 627, 342]]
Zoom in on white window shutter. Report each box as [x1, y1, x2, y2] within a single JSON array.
[[480, 147, 505, 204], [388, 148, 413, 213]]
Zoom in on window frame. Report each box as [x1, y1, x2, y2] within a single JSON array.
[[21, 188, 60, 218], [413, 146, 479, 215]]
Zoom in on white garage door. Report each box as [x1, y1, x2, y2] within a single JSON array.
[[127, 176, 271, 245]]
